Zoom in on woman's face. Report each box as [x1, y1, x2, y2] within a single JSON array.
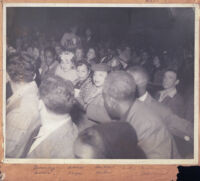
[[93, 71, 108, 87], [55, 46, 63, 56], [44, 51, 55, 66], [85, 28, 92, 36], [142, 52, 149, 61], [60, 59, 73, 71], [77, 64, 89, 81], [87, 48, 96, 60], [153, 56, 160, 67], [75, 49, 84, 60], [32, 48, 40, 60]]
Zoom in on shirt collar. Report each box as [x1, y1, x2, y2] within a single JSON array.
[[40, 107, 71, 127], [159, 88, 177, 102], [160, 88, 177, 98], [33, 114, 72, 141], [138, 91, 148, 102], [120, 100, 138, 122]]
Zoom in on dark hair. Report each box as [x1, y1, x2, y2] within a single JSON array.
[[7, 52, 36, 83], [77, 127, 106, 158], [75, 46, 85, 52], [44, 46, 56, 56], [77, 122, 146, 159], [87, 47, 97, 57], [164, 68, 180, 80], [76, 60, 91, 70], [39, 75, 75, 114], [103, 71, 136, 101]]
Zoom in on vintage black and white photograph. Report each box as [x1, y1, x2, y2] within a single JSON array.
[[4, 4, 198, 162]]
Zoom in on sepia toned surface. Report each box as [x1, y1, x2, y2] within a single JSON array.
[[0, 0, 199, 180]]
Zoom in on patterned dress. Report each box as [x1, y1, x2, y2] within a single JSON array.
[[75, 77, 97, 109]]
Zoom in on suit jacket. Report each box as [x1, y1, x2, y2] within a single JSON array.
[[143, 93, 193, 140], [124, 100, 180, 159], [6, 82, 40, 158], [155, 91, 185, 118], [147, 93, 194, 158], [27, 121, 78, 158]]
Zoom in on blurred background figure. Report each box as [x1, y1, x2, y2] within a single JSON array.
[[60, 25, 81, 51], [40, 47, 59, 79], [86, 47, 98, 65], [74, 47, 86, 65]]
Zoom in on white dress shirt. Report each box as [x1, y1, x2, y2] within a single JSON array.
[[138, 91, 148, 102], [159, 88, 177, 102]]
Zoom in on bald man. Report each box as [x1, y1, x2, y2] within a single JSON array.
[[103, 71, 180, 159], [127, 66, 194, 158]]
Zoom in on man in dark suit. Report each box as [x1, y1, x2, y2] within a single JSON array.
[[127, 66, 194, 158], [155, 69, 185, 118], [103, 71, 180, 159]]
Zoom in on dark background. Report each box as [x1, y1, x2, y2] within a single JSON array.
[[7, 7, 194, 50]]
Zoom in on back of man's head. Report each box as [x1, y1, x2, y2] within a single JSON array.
[[39, 75, 75, 115], [103, 71, 136, 101], [7, 52, 36, 83], [127, 66, 149, 88]]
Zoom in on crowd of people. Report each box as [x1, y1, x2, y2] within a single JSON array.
[[6, 25, 194, 159]]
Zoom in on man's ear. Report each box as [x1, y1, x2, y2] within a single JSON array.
[[175, 79, 180, 86], [109, 96, 119, 109]]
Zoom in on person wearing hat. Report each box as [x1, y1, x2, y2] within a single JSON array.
[[85, 63, 113, 124]]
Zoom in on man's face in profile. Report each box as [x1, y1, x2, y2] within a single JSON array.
[[103, 92, 120, 120]]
